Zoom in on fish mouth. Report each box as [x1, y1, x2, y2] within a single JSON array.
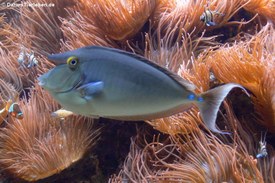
[[38, 74, 48, 87], [38, 74, 84, 94], [55, 76, 84, 94]]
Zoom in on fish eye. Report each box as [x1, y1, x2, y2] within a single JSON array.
[[67, 56, 79, 70]]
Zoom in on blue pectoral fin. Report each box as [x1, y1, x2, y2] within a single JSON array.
[[197, 83, 249, 134], [77, 81, 104, 100]]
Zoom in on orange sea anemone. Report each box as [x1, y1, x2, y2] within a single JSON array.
[[109, 130, 264, 182], [245, 0, 275, 21], [0, 16, 18, 51], [147, 109, 202, 135], [60, 0, 156, 50], [111, 101, 275, 182], [152, 0, 250, 36], [60, 9, 117, 50], [0, 85, 101, 181], [11, 0, 76, 56], [206, 23, 275, 132], [0, 48, 22, 92], [77, 0, 155, 41]]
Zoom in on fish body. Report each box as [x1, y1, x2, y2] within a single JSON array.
[[8, 103, 23, 120], [51, 109, 74, 119], [256, 131, 268, 158], [200, 9, 224, 26], [39, 46, 247, 134], [17, 47, 38, 68], [18, 47, 26, 67], [26, 52, 38, 68], [0, 99, 13, 124], [0, 99, 23, 124]]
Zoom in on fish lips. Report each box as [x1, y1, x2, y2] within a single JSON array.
[[37, 73, 49, 87], [38, 73, 84, 94]]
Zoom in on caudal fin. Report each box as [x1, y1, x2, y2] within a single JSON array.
[[197, 83, 249, 134]]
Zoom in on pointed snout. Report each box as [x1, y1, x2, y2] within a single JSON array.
[[37, 75, 47, 87]]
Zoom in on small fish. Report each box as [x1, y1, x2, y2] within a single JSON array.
[[8, 103, 23, 120], [26, 52, 38, 68], [200, 9, 224, 26], [38, 46, 248, 134], [256, 131, 268, 159], [51, 109, 74, 119], [18, 46, 26, 67], [0, 99, 13, 125]]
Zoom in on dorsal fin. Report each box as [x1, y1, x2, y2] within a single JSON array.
[[85, 46, 196, 91]]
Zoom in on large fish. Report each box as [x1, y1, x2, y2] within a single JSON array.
[[38, 46, 247, 134]]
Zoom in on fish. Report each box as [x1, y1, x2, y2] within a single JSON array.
[[17, 46, 26, 67], [38, 46, 248, 134], [256, 131, 268, 159], [0, 99, 13, 125], [17, 47, 38, 68], [26, 52, 38, 68], [8, 102, 23, 120], [200, 9, 224, 26], [51, 109, 74, 119], [0, 99, 23, 125]]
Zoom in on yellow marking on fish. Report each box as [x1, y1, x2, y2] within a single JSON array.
[[66, 56, 79, 70]]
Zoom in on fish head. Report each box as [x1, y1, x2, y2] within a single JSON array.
[[8, 103, 23, 120], [200, 13, 205, 22], [38, 48, 89, 93]]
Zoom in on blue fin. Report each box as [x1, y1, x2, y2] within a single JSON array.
[[77, 81, 104, 100], [197, 83, 249, 134], [206, 21, 216, 26]]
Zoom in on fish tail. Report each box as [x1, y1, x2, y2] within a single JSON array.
[[196, 83, 249, 134]]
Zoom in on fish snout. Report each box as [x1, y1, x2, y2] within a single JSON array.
[[37, 75, 47, 87]]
